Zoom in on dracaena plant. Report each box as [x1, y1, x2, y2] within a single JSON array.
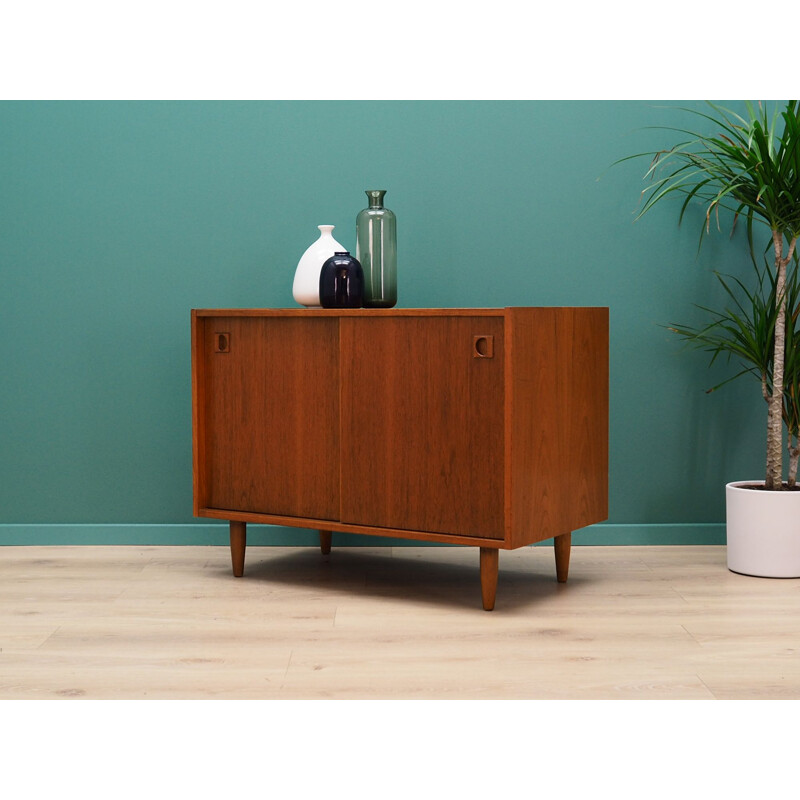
[[623, 100, 800, 490], [668, 261, 800, 487]]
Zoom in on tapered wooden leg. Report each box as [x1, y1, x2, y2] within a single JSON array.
[[480, 547, 499, 611], [554, 531, 571, 583], [319, 530, 332, 555], [230, 521, 246, 577]]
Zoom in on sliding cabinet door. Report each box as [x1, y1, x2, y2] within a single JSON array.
[[340, 316, 505, 539], [200, 316, 339, 520]]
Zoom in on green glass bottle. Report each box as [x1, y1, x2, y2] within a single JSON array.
[[356, 189, 397, 308]]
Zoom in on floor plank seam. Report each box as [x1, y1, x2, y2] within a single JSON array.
[[695, 673, 718, 699], [280, 650, 294, 688], [4, 545, 800, 699], [669, 586, 692, 604], [680, 624, 703, 646], [36, 625, 62, 650]]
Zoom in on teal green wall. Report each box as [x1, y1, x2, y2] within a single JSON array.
[[0, 101, 763, 545]]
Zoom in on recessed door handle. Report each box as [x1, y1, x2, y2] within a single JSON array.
[[473, 335, 494, 358], [214, 332, 231, 353]]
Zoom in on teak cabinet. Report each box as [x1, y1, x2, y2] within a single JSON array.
[[191, 308, 608, 610]]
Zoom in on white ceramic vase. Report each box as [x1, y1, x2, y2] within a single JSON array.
[[726, 481, 800, 578], [292, 225, 346, 308]]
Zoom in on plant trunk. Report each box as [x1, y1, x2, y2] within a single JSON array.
[[789, 438, 800, 488], [766, 232, 798, 489]]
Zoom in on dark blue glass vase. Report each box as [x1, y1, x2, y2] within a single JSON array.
[[319, 251, 364, 308]]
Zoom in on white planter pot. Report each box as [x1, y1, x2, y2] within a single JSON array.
[[726, 481, 800, 578]]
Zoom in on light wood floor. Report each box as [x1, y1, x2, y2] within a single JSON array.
[[1, 543, 799, 699]]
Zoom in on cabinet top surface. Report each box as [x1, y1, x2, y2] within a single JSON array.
[[192, 307, 607, 318]]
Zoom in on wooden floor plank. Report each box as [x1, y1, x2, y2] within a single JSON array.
[[1, 545, 799, 699]]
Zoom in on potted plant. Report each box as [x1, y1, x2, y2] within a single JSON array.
[[624, 100, 800, 577]]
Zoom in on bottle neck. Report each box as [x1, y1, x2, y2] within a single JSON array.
[[366, 190, 386, 209]]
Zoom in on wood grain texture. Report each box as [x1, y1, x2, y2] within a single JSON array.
[[230, 521, 246, 577], [480, 547, 499, 611], [193, 308, 506, 318], [340, 316, 505, 539], [4, 545, 798, 699], [506, 307, 608, 547], [200, 316, 340, 520], [569, 308, 610, 529], [192, 308, 609, 599], [197, 507, 512, 548], [554, 531, 571, 582], [191, 310, 207, 517]]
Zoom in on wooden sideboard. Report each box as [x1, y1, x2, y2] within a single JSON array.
[[191, 307, 608, 610]]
